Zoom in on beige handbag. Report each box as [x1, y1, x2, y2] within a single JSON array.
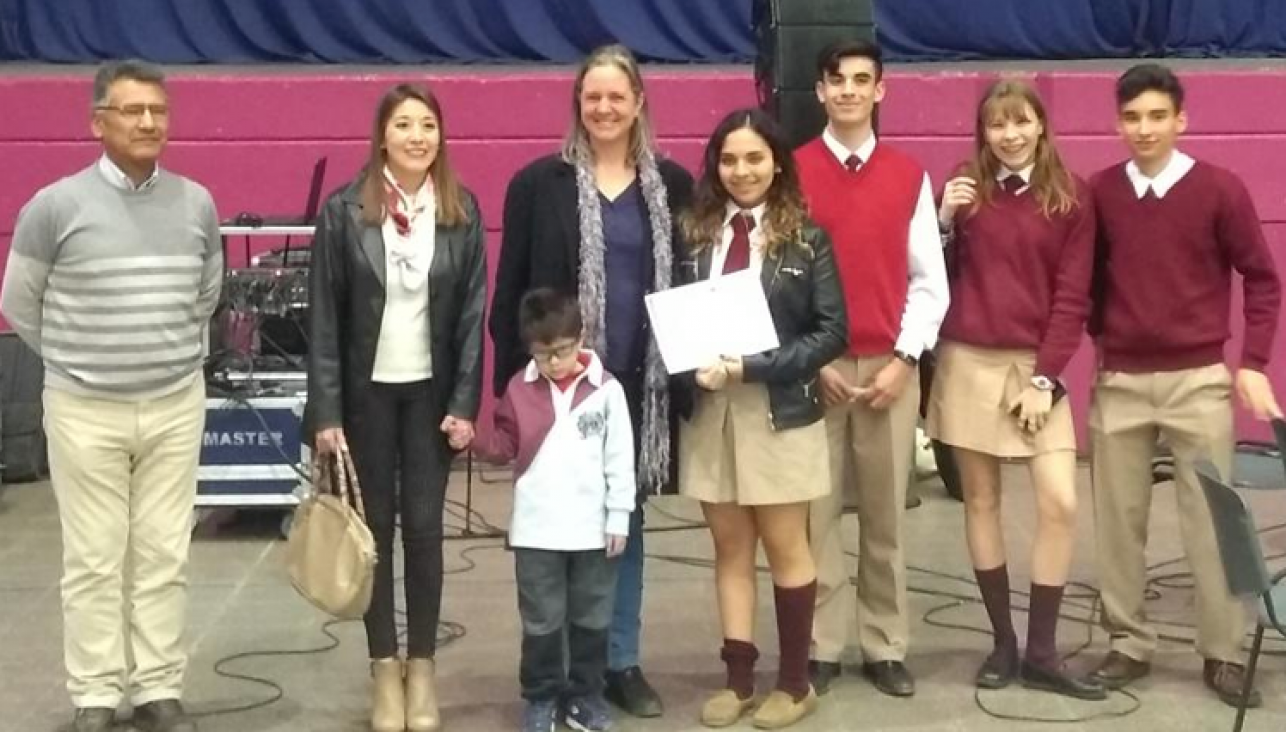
[[285, 449, 377, 619]]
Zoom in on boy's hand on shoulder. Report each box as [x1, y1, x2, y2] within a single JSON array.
[[606, 534, 628, 558]]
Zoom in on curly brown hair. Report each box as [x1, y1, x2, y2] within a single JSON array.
[[681, 108, 809, 260]]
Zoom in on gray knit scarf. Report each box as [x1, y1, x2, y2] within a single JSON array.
[[574, 152, 673, 493]]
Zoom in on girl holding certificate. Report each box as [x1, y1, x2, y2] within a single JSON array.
[[676, 107, 847, 729], [927, 79, 1101, 700]]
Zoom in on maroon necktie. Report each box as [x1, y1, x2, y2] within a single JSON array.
[[723, 212, 755, 274], [844, 154, 863, 173], [1001, 174, 1025, 194]]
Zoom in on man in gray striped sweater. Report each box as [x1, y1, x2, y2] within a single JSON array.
[[1, 60, 221, 732]]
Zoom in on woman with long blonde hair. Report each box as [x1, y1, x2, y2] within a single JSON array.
[[928, 78, 1102, 700]]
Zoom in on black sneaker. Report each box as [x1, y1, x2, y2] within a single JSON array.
[[563, 694, 613, 731], [520, 699, 558, 732], [604, 666, 663, 718]]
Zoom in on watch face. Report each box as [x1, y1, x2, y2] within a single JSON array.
[[1032, 376, 1055, 391]]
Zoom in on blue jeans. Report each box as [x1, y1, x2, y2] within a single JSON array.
[[608, 509, 645, 670]]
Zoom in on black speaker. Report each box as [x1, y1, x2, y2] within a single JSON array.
[[754, 0, 877, 148]]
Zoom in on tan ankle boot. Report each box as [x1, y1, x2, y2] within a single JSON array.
[[405, 657, 441, 732], [371, 658, 406, 732]]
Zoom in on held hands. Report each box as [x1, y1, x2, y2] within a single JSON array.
[[606, 534, 628, 558], [314, 427, 348, 456], [440, 415, 475, 451], [939, 176, 977, 226], [1236, 369, 1284, 421], [1012, 385, 1054, 435]]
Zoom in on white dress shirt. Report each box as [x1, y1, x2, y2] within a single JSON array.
[[997, 164, 1034, 193], [97, 154, 159, 191], [822, 128, 950, 357], [1125, 150, 1194, 199]]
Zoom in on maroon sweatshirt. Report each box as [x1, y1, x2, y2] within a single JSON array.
[[1090, 160, 1280, 372], [940, 175, 1094, 378]]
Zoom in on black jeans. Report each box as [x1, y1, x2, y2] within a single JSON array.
[[515, 548, 619, 701], [347, 379, 450, 659]]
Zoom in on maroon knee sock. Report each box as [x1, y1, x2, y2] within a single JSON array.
[[720, 639, 759, 700], [974, 565, 1017, 653], [773, 580, 817, 701], [1025, 583, 1065, 670]]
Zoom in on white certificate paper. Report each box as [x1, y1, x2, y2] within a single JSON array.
[[644, 270, 780, 374]]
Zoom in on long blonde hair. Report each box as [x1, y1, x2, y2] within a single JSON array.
[[963, 78, 1078, 219], [560, 44, 657, 165]]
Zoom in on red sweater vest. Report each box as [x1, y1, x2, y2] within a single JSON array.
[[1090, 161, 1281, 373], [795, 138, 924, 355]]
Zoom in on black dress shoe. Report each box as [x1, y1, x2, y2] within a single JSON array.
[[71, 707, 115, 732], [862, 661, 915, 697], [132, 699, 197, 732], [1089, 651, 1150, 690], [975, 647, 1019, 689], [808, 660, 842, 695], [604, 666, 663, 718], [1020, 661, 1107, 701]]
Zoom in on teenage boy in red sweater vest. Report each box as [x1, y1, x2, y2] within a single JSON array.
[[1087, 63, 1282, 708], [795, 39, 949, 699]]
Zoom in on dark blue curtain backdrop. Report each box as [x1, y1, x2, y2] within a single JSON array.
[[1, 0, 1283, 64]]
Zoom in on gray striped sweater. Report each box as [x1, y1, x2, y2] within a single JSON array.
[[1, 163, 223, 400]]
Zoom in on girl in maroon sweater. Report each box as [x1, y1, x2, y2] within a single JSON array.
[[927, 79, 1104, 700]]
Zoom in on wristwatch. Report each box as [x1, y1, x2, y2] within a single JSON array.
[[1031, 375, 1056, 391], [893, 349, 919, 367]]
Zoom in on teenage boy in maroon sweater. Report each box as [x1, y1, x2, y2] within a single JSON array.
[[795, 39, 949, 698], [1088, 63, 1282, 708]]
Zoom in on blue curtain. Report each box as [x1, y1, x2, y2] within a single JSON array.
[[1, 0, 1283, 64]]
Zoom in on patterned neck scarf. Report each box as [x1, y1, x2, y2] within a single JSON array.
[[382, 167, 435, 291]]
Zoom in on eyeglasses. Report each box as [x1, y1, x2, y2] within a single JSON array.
[[531, 342, 579, 364], [96, 103, 170, 121]]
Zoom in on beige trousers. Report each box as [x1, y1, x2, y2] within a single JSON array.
[[1090, 364, 1246, 663], [44, 376, 206, 707], [809, 354, 919, 663]]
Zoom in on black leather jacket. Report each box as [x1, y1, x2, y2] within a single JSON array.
[[677, 220, 848, 430], [305, 179, 487, 438]]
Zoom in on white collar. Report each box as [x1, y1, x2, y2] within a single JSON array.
[[523, 349, 605, 387], [97, 154, 159, 192], [1125, 150, 1194, 199], [823, 126, 876, 167], [722, 201, 767, 230], [996, 164, 1033, 184]]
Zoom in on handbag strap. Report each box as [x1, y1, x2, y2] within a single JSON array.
[[333, 448, 369, 521]]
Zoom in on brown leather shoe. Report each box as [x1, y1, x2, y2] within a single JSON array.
[[1203, 660, 1262, 708], [1089, 651, 1150, 690]]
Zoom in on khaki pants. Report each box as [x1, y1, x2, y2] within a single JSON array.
[[1090, 364, 1246, 663], [809, 354, 919, 663], [44, 376, 206, 707]]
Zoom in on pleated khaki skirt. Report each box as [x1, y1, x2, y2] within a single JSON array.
[[679, 382, 829, 506], [926, 340, 1076, 458]]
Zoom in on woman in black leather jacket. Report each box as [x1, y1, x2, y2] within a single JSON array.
[[676, 108, 847, 730], [306, 83, 486, 732]]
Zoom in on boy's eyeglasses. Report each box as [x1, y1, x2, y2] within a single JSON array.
[[531, 342, 579, 364]]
